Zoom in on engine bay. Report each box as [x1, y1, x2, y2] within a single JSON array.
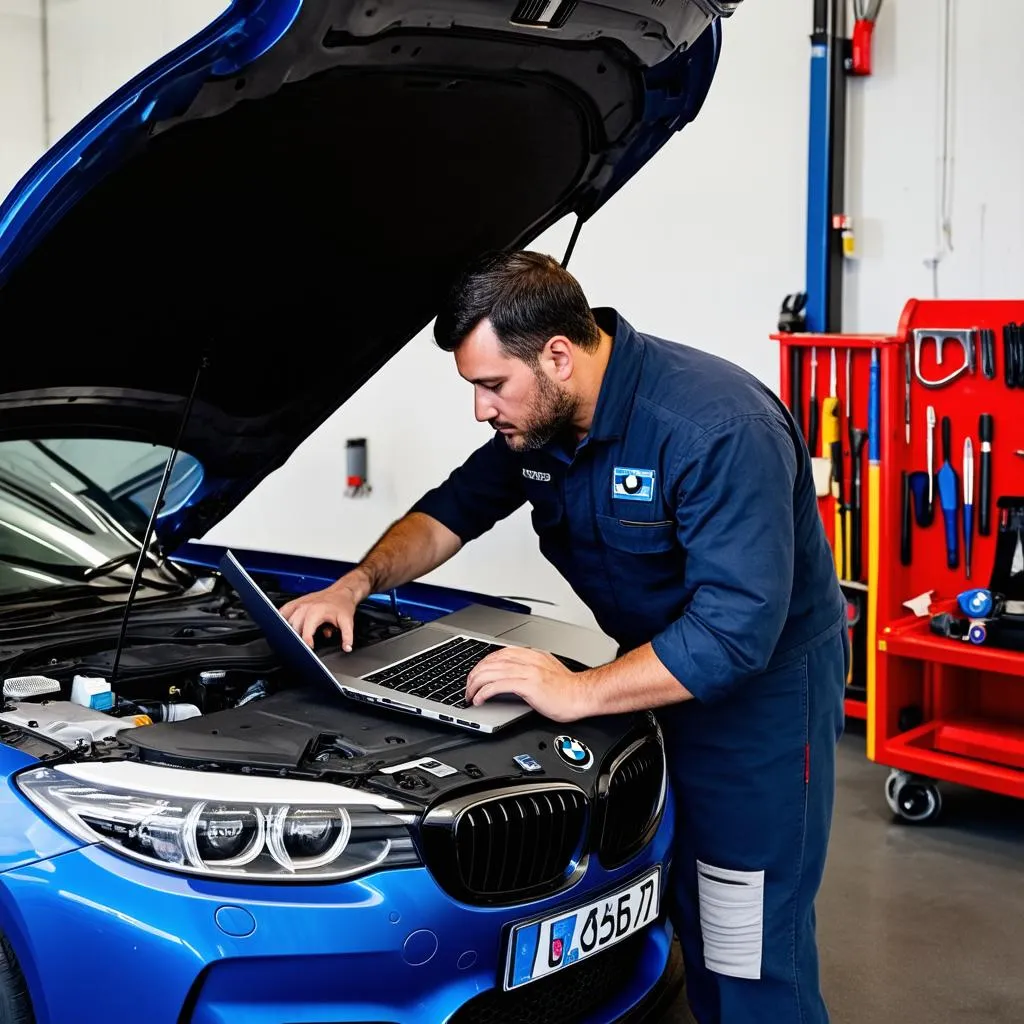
[[0, 567, 650, 806], [0, 572, 426, 761]]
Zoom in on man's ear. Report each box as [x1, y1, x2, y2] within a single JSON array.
[[542, 335, 574, 382]]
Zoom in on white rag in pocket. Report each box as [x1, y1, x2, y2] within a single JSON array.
[[696, 860, 765, 980]]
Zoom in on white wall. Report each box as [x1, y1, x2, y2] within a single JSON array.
[[43, 0, 228, 140], [0, 0, 46, 201], [843, 0, 1024, 330], [3, 1, 1023, 629], [2, 0, 225, 196]]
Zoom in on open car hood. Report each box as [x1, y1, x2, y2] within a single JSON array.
[[0, 0, 736, 551]]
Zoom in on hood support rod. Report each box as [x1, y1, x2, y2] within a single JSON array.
[[561, 214, 584, 269], [109, 355, 209, 687]]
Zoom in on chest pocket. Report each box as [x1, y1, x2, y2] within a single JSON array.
[[523, 480, 563, 533], [596, 513, 677, 555]]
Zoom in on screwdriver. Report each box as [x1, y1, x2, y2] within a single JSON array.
[[850, 428, 867, 580], [904, 343, 912, 445], [926, 405, 937, 516], [979, 414, 993, 536], [807, 347, 819, 455], [938, 415, 959, 570], [822, 348, 844, 577], [790, 347, 803, 441], [845, 349, 854, 577], [963, 437, 975, 579]]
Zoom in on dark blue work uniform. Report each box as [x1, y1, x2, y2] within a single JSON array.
[[412, 309, 848, 1023]]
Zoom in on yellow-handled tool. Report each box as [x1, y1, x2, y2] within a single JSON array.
[[822, 348, 844, 577]]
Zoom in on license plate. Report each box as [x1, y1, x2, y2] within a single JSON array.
[[504, 866, 661, 990]]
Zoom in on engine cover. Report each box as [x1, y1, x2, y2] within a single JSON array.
[[124, 686, 659, 810]]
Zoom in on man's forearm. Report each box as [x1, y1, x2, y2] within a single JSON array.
[[577, 644, 694, 716], [340, 512, 463, 600]]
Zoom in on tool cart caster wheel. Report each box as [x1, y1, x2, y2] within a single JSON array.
[[885, 770, 942, 824]]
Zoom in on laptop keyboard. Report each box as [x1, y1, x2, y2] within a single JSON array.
[[362, 636, 505, 709]]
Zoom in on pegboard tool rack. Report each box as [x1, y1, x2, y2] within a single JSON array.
[[774, 297, 1024, 822]]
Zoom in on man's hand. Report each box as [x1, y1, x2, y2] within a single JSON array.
[[276, 513, 464, 653], [279, 573, 368, 652], [466, 647, 592, 723]]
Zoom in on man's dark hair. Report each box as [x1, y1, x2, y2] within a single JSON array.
[[434, 250, 601, 362]]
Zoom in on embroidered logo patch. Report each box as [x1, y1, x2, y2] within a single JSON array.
[[522, 468, 552, 482], [612, 467, 655, 502]]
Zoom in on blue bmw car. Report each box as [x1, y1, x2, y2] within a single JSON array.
[[0, 2, 740, 1021]]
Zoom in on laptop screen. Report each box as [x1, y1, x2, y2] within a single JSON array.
[[219, 550, 343, 695]]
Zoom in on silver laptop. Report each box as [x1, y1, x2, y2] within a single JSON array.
[[220, 550, 574, 733]]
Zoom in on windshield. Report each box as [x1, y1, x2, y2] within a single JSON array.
[[0, 439, 203, 598]]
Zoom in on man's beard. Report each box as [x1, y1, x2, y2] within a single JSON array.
[[501, 371, 579, 452]]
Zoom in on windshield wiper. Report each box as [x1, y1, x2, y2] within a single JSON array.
[[0, 553, 88, 583], [85, 550, 195, 590], [0, 582, 134, 607], [0, 551, 185, 609], [83, 551, 161, 581]]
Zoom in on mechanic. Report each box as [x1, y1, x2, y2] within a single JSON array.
[[281, 250, 848, 1024]]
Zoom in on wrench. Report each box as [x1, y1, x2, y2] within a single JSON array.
[[913, 328, 976, 388]]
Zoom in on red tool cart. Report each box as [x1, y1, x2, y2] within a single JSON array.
[[775, 298, 1024, 823]]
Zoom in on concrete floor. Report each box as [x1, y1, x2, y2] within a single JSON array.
[[662, 724, 1024, 1023]]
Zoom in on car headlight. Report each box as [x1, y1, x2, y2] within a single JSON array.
[[16, 762, 420, 882]]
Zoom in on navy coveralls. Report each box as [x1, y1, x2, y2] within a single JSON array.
[[412, 309, 848, 1023]]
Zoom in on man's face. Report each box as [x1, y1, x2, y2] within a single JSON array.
[[455, 319, 578, 452]]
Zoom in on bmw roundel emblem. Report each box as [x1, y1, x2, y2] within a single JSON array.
[[554, 735, 594, 771]]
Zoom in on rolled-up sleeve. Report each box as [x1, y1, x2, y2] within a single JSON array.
[[409, 434, 526, 543], [650, 414, 797, 703]]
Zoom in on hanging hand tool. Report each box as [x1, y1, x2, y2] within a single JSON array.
[[938, 415, 960, 570], [909, 472, 934, 528], [850, 428, 867, 580], [980, 328, 996, 379], [844, 349, 854, 576], [926, 404, 937, 516], [790, 347, 804, 440], [904, 342, 912, 444], [1004, 323, 1023, 389], [913, 328, 975, 388], [962, 437, 974, 579], [845, 349, 853, 444], [979, 414, 993, 536], [807, 347, 833, 498], [901, 470, 913, 566], [822, 348, 845, 577], [808, 347, 819, 455]]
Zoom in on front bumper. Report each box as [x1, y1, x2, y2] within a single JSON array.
[[0, 800, 674, 1024]]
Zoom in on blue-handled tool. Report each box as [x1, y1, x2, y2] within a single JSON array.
[[937, 415, 959, 569], [962, 437, 975, 578]]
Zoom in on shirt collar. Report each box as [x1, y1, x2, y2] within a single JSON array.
[[586, 307, 645, 442]]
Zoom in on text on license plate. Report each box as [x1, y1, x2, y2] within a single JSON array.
[[505, 866, 661, 990]]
